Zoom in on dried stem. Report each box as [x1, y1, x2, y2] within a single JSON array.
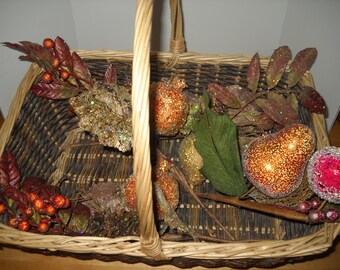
[[196, 193, 309, 223]]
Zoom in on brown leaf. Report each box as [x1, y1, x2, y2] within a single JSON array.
[[287, 48, 318, 87], [72, 52, 92, 89], [256, 92, 300, 126], [104, 64, 117, 86], [20, 41, 53, 71], [207, 83, 241, 109], [54, 36, 73, 69], [0, 151, 20, 189], [266, 46, 292, 89], [2, 42, 30, 55], [31, 82, 79, 99], [247, 53, 261, 92]]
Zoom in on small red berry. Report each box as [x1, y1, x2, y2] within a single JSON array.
[[24, 207, 34, 217], [326, 209, 339, 222], [0, 203, 6, 214], [8, 217, 18, 228], [309, 197, 321, 209], [63, 198, 70, 208], [297, 201, 311, 213], [18, 220, 30, 231], [51, 57, 60, 68], [309, 210, 323, 223], [45, 204, 56, 216], [53, 195, 66, 208], [38, 221, 50, 233], [33, 198, 46, 212], [60, 70, 70, 80], [43, 38, 55, 49], [42, 71, 53, 83], [28, 192, 38, 202]]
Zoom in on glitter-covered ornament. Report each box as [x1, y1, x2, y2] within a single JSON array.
[[243, 124, 315, 198], [307, 146, 340, 204], [70, 81, 132, 152], [178, 134, 205, 186], [151, 77, 189, 136], [124, 155, 179, 219]]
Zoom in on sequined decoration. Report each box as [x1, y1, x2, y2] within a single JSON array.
[[178, 134, 205, 186], [70, 81, 132, 152], [151, 77, 189, 136], [243, 124, 315, 198], [124, 155, 179, 219], [307, 146, 340, 204]]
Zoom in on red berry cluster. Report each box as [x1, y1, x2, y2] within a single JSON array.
[[296, 197, 339, 223], [41, 38, 70, 84], [0, 192, 70, 233]]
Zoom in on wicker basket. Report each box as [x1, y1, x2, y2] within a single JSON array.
[[0, 0, 339, 267]]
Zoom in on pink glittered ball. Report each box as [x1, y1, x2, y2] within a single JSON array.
[[307, 146, 340, 204]]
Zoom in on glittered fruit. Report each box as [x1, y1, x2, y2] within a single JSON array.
[[309, 210, 323, 223], [18, 220, 30, 231], [243, 124, 315, 198], [43, 38, 55, 49], [297, 201, 311, 213], [307, 146, 340, 204], [42, 71, 53, 83], [151, 77, 189, 136], [178, 134, 205, 186], [326, 209, 339, 221]]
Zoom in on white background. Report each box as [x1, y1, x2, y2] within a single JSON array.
[[0, 0, 339, 130]]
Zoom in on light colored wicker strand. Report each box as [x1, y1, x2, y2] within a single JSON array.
[[132, 0, 166, 260], [0, 223, 338, 259]]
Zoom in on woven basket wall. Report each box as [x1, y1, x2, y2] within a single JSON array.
[[0, 0, 339, 268]]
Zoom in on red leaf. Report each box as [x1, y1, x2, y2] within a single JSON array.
[[22, 177, 60, 200], [299, 86, 326, 114], [0, 151, 20, 189], [287, 48, 318, 87], [31, 82, 80, 99], [104, 64, 117, 86], [20, 41, 53, 71], [247, 53, 261, 92], [72, 52, 92, 88], [54, 36, 73, 69], [266, 46, 292, 89], [2, 42, 29, 54], [207, 83, 241, 109]]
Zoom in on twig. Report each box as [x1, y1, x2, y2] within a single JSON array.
[[161, 232, 232, 243], [157, 149, 235, 240], [196, 193, 309, 223]]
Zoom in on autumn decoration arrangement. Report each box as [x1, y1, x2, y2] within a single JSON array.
[[0, 37, 339, 241]]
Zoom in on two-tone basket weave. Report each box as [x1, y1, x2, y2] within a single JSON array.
[[0, 0, 339, 268]]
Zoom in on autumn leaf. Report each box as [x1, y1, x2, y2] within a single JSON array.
[[207, 83, 241, 109], [0, 151, 20, 189], [72, 52, 92, 89], [247, 53, 261, 92], [58, 203, 90, 234], [54, 36, 73, 69], [266, 46, 292, 89], [256, 92, 300, 126], [104, 64, 118, 86], [31, 82, 80, 99], [287, 48, 318, 87], [192, 92, 247, 196]]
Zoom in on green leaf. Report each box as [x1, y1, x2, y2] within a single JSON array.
[[192, 92, 247, 196]]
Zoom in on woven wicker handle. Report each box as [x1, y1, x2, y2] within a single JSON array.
[[132, 0, 185, 259]]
